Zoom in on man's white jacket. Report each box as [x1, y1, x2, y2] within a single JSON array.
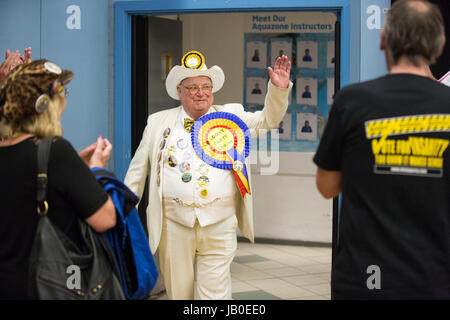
[[124, 81, 292, 253]]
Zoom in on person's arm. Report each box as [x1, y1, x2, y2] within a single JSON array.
[[124, 116, 152, 199], [52, 136, 116, 233], [313, 91, 346, 199], [316, 167, 342, 199], [83, 136, 116, 232], [85, 196, 116, 232]]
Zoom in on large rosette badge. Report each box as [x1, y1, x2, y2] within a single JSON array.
[[191, 112, 251, 197]]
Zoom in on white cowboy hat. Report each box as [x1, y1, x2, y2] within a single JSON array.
[[165, 51, 225, 100]]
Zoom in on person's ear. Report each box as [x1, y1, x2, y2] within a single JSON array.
[[380, 28, 386, 51]]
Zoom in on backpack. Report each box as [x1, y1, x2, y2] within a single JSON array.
[[92, 168, 158, 300]]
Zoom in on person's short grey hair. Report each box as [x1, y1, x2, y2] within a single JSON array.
[[384, 0, 445, 66]]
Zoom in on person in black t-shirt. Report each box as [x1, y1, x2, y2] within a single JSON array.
[[0, 60, 117, 299], [314, 0, 450, 299]]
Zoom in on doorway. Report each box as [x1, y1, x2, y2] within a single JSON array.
[[129, 9, 343, 249], [117, 1, 352, 300], [114, 2, 352, 182]]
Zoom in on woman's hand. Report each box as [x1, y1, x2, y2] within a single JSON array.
[[0, 50, 22, 84], [21, 47, 32, 64], [78, 141, 97, 166], [89, 136, 112, 168], [79, 136, 112, 168]]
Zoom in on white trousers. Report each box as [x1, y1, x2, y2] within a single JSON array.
[[159, 214, 238, 300]]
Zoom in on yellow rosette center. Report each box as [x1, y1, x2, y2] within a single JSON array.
[[207, 127, 234, 152]]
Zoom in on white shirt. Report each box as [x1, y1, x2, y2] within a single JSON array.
[[162, 107, 238, 227]]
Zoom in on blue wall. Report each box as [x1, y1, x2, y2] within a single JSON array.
[[360, 0, 390, 81], [0, 0, 110, 156], [0, 0, 390, 178], [0, 0, 40, 56]]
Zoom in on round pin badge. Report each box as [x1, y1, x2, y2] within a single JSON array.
[[179, 161, 191, 173], [35, 94, 50, 113], [233, 160, 243, 173], [182, 51, 205, 70], [168, 156, 178, 167], [200, 189, 209, 198], [182, 151, 191, 160], [177, 138, 188, 150], [44, 61, 62, 74], [198, 175, 210, 187], [168, 145, 177, 156], [197, 163, 209, 175], [160, 138, 166, 150], [181, 172, 192, 183], [163, 128, 171, 138]]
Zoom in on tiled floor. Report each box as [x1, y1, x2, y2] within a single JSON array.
[[152, 240, 332, 300], [230, 241, 331, 300]]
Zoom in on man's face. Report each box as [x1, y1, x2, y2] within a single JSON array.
[[177, 76, 214, 120]]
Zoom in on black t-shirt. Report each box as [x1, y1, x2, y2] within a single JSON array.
[[0, 136, 108, 299], [314, 74, 450, 299]]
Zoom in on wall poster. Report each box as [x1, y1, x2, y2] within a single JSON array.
[[243, 11, 337, 152]]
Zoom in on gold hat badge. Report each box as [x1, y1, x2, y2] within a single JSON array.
[[182, 51, 205, 70]]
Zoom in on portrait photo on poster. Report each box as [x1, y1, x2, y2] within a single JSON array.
[[270, 39, 292, 67], [296, 77, 318, 105], [296, 112, 317, 141], [247, 41, 267, 69], [277, 113, 292, 141], [297, 40, 318, 69], [246, 77, 267, 105], [327, 41, 335, 68], [246, 104, 260, 112]]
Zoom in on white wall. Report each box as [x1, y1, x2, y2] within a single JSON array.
[[171, 12, 333, 243]]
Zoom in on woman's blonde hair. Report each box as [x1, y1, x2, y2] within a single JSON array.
[[0, 93, 65, 139]]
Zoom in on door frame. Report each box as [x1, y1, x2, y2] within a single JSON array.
[[114, 0, 353, 179]]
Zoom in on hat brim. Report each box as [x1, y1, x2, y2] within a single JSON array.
[[165, 65, 225, 100]]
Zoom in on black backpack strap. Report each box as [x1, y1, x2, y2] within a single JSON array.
[[36, 138, 52, 216]]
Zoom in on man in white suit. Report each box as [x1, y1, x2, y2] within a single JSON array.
[[125, 51, 292, 299]]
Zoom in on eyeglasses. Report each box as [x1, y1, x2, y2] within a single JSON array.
[[179, 83, 213, 95]]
